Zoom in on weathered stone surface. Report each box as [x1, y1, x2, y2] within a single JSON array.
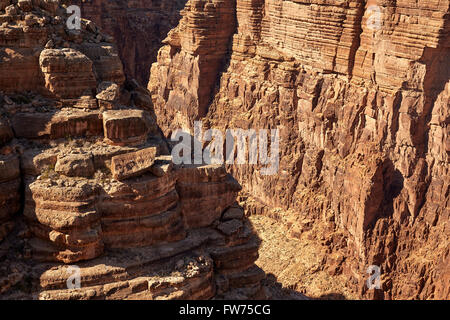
[[71, 0, 187, 85], [222, 206, 244, 221], [150, 155, 174, 177], [21, 140, 142, 178], [177, 164, 242, 228], [103, 109, 155, 146], [0, 153, 20, 242], [111, 147, 157, 180], [0, 3, 124, 96], [79, 42, 125, 86], [11, 110, 103, 140], [96, 81, 120, 109], [38, 251, 216, 300], [149, 0, 237, 129], [55, 153, 95, 178], [0, 0, 264, 299], [217, 219, 243, 236], [150, 0, 450, 300], [24, 177, 103, 263], [1, 0, 448, 301], [3, 0, 448, 301]]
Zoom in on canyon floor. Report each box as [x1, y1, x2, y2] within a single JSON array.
[[251, 214, 358, 300]]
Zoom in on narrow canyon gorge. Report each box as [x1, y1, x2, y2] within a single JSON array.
[[0, 0, 449, 300]]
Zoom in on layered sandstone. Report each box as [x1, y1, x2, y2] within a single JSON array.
[[150, 0, 450, 299], [71, 0, 188, 85], [149, 0, 237, 129], [0, 1, 265, 300]]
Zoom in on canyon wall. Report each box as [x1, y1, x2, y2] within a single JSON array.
[[0, 1, 264, 299], [149, 0, 450, 299], [71, 0, 187, 85]]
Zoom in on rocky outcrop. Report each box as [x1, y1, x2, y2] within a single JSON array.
[[149, 0, 450, 300], [39, 48, 97, 100], [0, 1, 265, 300], [71, 0, 188, 85], [149, 0, 237, 130]]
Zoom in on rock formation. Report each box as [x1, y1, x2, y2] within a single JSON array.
[[150, 0, 237, 125], [0, 1, 264, 300], [149, 0, 450, 300], [1, 0, 448, 301], [71, 0, 188, 85]]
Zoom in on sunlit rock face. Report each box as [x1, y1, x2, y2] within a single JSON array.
[[149, 0, 450, 300], [0, 1, 265, 300]]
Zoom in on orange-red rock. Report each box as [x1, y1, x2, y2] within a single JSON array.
[[71, 0, 187, 85], [0, 0, 264, 300], [150, 0, 450, 300], [111, 147, 157, 180]]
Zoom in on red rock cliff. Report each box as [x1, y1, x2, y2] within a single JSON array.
[[0, 0, 265, 300], [71, 0, 187, 85], [149, 0, 450, 299]]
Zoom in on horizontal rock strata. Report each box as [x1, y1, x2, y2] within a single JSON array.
[[71, 0, 188, 85], [0, 1, 265, 300], [149, 0, 450, 300]]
